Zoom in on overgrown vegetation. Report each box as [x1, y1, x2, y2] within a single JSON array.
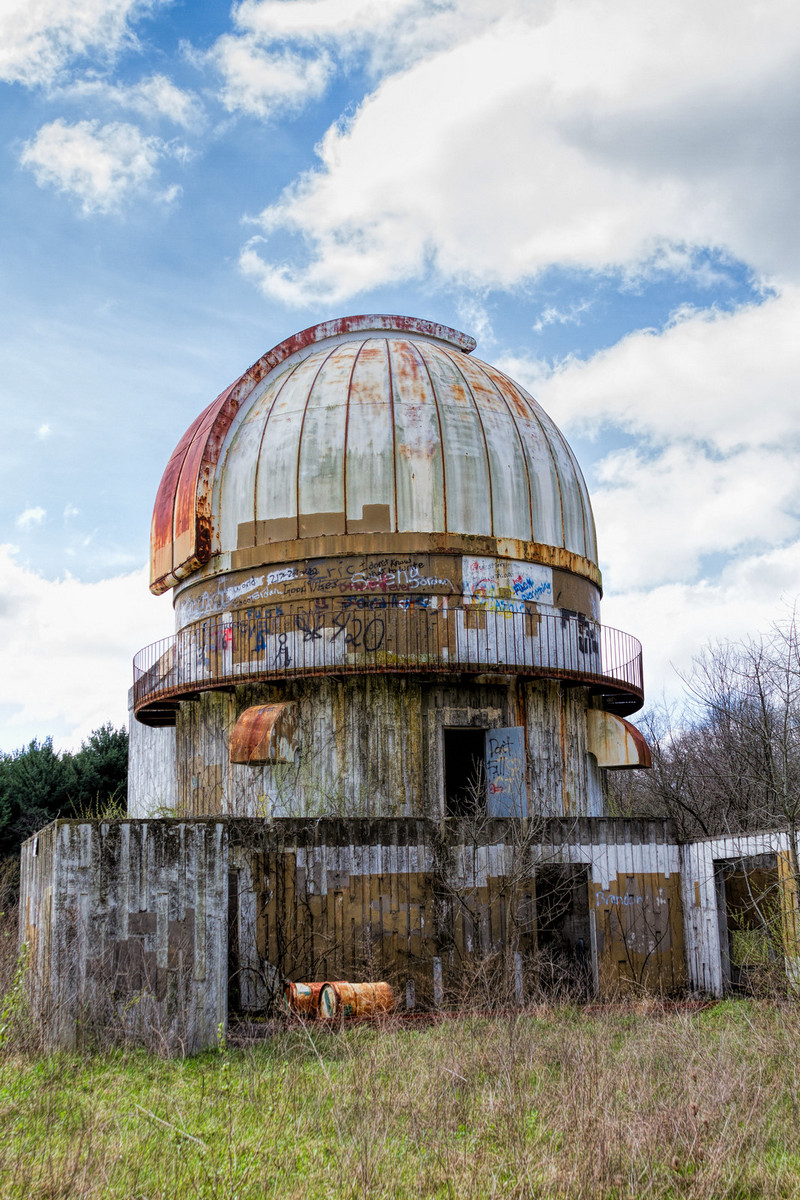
[[609, 609, 800, 843], [0, 723, 128, 860], [0, 897, 794, 1200], [0, 995, 799, 1198]]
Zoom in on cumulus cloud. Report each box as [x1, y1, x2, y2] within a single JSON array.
[[235, 0, 800, 303], [203, 0, 416, 119], [0, 0, 153, 88], [16, 507, 46, 530], [520, 290, 800, 454], [0, 546, 171, 750], [499, 289, 800, 656], [603, 541, 800, 707], [36, 423, 51, 438], [19, 119, 185, 213]]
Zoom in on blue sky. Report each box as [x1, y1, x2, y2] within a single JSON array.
[[1, 0, 799, 749]]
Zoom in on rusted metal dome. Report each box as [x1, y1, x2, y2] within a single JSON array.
[[150, 315, 597, 595]]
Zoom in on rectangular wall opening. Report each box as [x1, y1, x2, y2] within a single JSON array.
[[714, 853, 782, 994], [444, 727, 487, 817], [534, 863, 592, 997]]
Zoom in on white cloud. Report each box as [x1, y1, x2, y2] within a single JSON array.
[[236, 0, 800, 303], [36, 423, 51, 438], [20, 119, 184, 213], [504, 289, 800, 597], [66, 74, 205, 129], [203, 0, 497, 122], [591, 441, 799, 590], [230, 0, 421, 42], [0, 0, 153, 88], [603, 542, 800, 709], [209, 40, 333, 119], [0, 546, 171, 751], [520, 289, 800, 454], [533, 302, 592, 335], [16, 507, 46, 530]]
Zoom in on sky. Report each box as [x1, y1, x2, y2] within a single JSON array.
[[1, 0, 799, 752]]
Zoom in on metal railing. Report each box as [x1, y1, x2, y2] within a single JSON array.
[[133, 599, 643, 722]]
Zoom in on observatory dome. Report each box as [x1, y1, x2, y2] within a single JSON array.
[[150, 315, 598, 597]]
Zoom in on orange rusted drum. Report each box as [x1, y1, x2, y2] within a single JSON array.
[[284, 981, 325, 1016], [319, 981, 394, 1019]]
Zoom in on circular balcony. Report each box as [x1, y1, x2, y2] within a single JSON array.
[[133, 599, 644, 726]]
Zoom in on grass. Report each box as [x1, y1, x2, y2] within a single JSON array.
[[0, 882, 798, 1200], [0, 1000, 799, 1198]]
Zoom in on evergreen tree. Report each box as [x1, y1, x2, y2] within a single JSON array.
[[0, 724, 128, 859]]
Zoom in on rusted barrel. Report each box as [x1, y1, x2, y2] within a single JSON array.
[[319, 981, 394, 1019], [284, 981, 325, 1016]]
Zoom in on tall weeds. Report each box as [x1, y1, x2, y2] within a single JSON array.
[[0, 985, 798, 1198]]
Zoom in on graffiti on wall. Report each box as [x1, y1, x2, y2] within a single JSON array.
[[462, 557, 553, 616], [485, 727, 527, 818]]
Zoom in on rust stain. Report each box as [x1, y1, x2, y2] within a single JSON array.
[[150, 318, 474, 594], [229, 703, 298, 765], [319, 980, 394, 1018]]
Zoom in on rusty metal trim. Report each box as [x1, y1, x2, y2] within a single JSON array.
[[229, 703, 298, 765], [220, 531, 603, 591], [133, 606, 642, 726], [585, 709, 652, 768]]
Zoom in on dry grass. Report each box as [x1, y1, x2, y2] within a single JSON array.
[[0, 997, 798, 1198], [1, 896, 799, 1199]]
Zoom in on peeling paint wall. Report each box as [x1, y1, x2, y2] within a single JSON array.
[[20, 820, 227, 1053], [20, 816, 694, 1054], [32, 817, 793, 1053], [680, 831, 800, 996], [127, 688, 177, 817], [162, 678, 607, 821]]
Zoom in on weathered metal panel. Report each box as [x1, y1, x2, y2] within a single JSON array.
[[388, 338, 445, 532], [297, 343, 358, 533], [215, 375, 276, 553], [586, 709, 651, 768], [535, 403, 589, 557], [470, 359, 564, 550], [229, 703, 299, 765], [344, 339, 396, 529], [485, 727, 527, 817], [424, 343, 493, 537], [510, 416, 565, 548], [253, 355, 319, 535], [455, 350, 533, 543]]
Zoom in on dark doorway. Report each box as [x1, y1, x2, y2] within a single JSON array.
[[444, 727, 486, 817], [535, 864, 592, 997], [714, 854, 782, 994]]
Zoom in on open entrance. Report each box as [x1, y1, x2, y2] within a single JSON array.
[[715, 854, 783, 994], [534, 863, 592, 997], [444, 727, 486, 817]]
